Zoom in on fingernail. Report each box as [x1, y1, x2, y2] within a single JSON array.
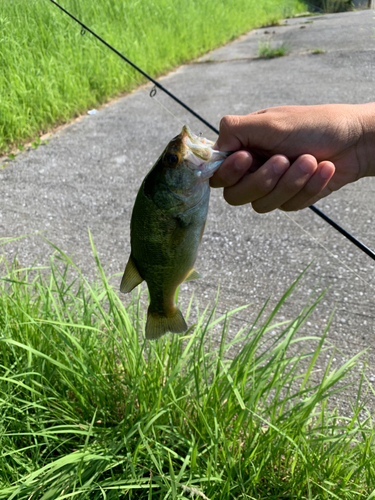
[[234, 152, 252, 172], [299, 157, 316, 174], [273, 157, 289, 174], [320, 163, 334, 179]]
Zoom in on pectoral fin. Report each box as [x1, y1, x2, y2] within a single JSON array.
[[184, 269, 203, 282], [120, 255, 143, 293]]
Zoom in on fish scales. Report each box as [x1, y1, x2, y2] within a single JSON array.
[[121, 126, 227, 339]]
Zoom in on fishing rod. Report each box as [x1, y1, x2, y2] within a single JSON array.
[[48, 0, 375, 262], [309, 205, 375, 260], [49, 0, 217, 134]]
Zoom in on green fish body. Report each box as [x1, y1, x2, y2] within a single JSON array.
[[120, 126, 227, 339]]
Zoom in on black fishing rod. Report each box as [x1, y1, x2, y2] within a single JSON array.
[[309, 205, 375, 260], [48, 0, 375, 262], [49, 0, 217, 134]]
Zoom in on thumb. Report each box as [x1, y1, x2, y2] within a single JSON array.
[[214, 115, 245, 152]]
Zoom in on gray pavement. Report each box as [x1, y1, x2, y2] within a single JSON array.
[[1, 10, 374, 414]]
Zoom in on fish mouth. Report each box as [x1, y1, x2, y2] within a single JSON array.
[[181, 125, 215, 161], [180, 125, 228, 180]]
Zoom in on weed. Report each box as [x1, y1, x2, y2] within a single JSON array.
[[309, 0, 353, 12], [258, 41, 289, 58], [31, 137, 41, 149], [0, 237, 373, 498], [294, 11, 322, 16]]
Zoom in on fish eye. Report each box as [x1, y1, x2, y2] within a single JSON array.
[[165, 152, 179, 167]]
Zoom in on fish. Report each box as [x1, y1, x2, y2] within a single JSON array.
[[120, 125, 227, 340]]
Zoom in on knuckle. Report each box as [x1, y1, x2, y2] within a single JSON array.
[[219, 115, 239, 132], [252, 176, 275, 198], [277, 176, 303, 197]]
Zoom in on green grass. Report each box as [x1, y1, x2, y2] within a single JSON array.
[[258, 41, 290, 58], [0, 236, 374, 499], [308, 0, 353, 12], [0, 0, 306, 155]]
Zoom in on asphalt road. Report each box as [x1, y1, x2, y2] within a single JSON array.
[[1, 9, 374, 414]]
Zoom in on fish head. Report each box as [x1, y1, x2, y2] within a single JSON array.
[[159, 125, 227, 195]]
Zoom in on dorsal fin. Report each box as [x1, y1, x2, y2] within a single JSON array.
[[120, 255, 143, 293]]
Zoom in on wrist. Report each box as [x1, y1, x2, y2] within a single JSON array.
[[356, 102, 375, 178]]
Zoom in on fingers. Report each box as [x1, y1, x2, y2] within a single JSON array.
[[223, 154, 336, 212], [222, 154, 291, 206], [210, 151, 253, 188], [251, 155, 318, 212], [280, 160, 335, 211]]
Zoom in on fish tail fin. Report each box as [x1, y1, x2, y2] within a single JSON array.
[[145, 306, 187, 340]]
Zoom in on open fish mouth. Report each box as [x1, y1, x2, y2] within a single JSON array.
[[181, 125, 215, 161], [180, 125, 228, 179]]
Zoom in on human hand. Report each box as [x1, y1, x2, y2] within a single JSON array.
[[210, 103, 375, 212]]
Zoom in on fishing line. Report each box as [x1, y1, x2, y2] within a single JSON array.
[[48, 0, 375, 262], [48, 0, 218, 135], [282, 211, 374, 292], [309, 205, 375, 261], [61, 12, 183, 126], [149, 87, 187, 129]]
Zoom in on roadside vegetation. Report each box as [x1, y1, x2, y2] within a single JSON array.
[[0, 0, 306, 155], [0, 238, 374, 499], [311, 47, 326, 54], [308, 0, 354, 12], [258, 41, 289, 58]]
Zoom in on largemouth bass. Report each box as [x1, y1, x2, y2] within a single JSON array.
[[120, 126, 227, 340]]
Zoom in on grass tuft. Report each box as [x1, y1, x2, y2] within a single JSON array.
[[0, 239, 374, 499], [258, 41, 289, 58], [311, 47, 326, 54]]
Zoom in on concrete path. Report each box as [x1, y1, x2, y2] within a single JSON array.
[[1, 10, 374, 413]]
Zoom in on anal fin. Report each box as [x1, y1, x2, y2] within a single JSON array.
[[120, 255, 143, 293], [184, 269, 203, 282]]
